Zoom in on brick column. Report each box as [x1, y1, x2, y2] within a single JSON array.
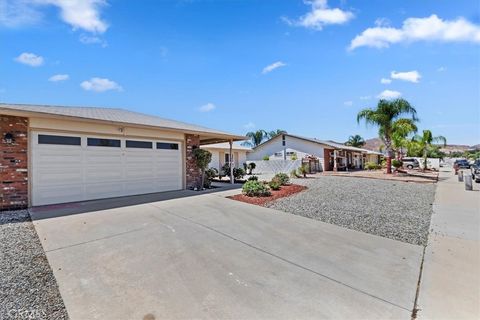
[[0, 115, 28, 211], [185, 134, 201, 189]]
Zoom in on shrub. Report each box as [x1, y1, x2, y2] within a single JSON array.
[[193, 148, 212, 189], [247, 162, 256, 174], [268, 178, 282, 190], [392, 159, 403, 169], [297, 164, 308, 178], [247, 175, 258, 181], [233, 168, 246, 180], [290, 153, 298, 160], [274, 173, 290, 185], [290, 169, 299, 178], [242, 180, 271, 197], [365, 162, 382, 170], [204, 168, 218, 188], [262, 155, 270, 161]]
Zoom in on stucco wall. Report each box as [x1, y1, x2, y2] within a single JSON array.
[[202, 148, 248, 170], [248, 135, 326, 171]]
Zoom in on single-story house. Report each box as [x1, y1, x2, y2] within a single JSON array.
[[201, 142, 251, 171], [0, 103, 244, 210], [247, 133, 382, 172]]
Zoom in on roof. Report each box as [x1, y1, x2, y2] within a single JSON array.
[[201, 142, 251, 151], [254, 133, 381, 154], [0, 103, 245, 141]]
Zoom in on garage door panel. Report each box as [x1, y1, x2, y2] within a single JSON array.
[[32, 132, 184, 206]]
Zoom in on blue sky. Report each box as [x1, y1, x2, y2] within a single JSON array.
[[1, 0, 479, 145]]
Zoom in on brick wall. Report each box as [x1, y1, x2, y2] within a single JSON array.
[[0, 115, 28, 211], [185, 134, 201, 189]]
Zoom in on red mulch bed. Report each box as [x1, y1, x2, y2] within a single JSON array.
[[228, 184, 307, 206]]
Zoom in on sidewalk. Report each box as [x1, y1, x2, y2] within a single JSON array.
[[417, 170, 480, 319]]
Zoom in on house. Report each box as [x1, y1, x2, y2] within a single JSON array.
[[0, 103, 244, 210], [201, 142, 251, 171], [247, 133, 382, 172]]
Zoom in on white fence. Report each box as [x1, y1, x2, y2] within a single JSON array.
[[414, 157, 441, 170], [247, 159, 302, 175]]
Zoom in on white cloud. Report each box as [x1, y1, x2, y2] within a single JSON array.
[[262, 61, 286, 74], [437, 66, 446, 72], [199, 103, 216, 112], [48, 74, 69, 82], [343, 100, 353, 106], [283, 0, 354, 30], [377, 89, 402, 99], [79, 34, 107, 47], [80, 77, 122, 92], [359, 95, 371, 100], [1, 0, 108, 33], [380, 78, 392, 84], [243, 122, 255, 129], [14, 52, 44, 66], [350, 14, 480, 50], [391, 70, 421, 83]]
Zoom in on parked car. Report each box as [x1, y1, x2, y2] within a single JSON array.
[[470, 159, 480, 183], [402, 157, 420, 170], [454, 159, 470, 169]]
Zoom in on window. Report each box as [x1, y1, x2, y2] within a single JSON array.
[[38, 134, 81, 146], [126, 140, 152, 149], [156, 142, 179, 150], [282, 134, 286, 146], [87, 138, 120, 147], [274, 152, 283, 157], [286, 152, 295, 156], [225, 153, 230, 163]]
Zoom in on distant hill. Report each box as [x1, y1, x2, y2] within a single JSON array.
[[363, 138, 480, 153]]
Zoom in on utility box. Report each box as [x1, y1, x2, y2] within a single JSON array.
[[458, 170, 464, 182], [465, 175, 473, 191]]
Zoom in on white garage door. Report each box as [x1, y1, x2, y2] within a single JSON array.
[[31, 132, 183, 206]]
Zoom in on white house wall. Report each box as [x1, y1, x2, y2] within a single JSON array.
[[247, 135, 327, 171], [202, 148, 248, 170]]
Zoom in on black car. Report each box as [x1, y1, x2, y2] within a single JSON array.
[[454, 159, 470, 169], [471, 159, 480, 183]]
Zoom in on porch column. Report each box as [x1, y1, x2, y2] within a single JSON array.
[[229, 140, 234, 184], [333, 150, 338, 172]]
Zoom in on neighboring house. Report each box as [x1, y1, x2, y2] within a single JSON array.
[[247, 133, 382, 171], [201, 142, 251, 171], [0, 103, 244, 210]]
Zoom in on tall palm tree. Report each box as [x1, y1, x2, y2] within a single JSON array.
[[357, 98, 418, 174], [267, 129, 287, 139], [345, 135, 365, 147], [391, 120, 418, 159], [412, 130, 446, 170], [242, 130, 268, 147]]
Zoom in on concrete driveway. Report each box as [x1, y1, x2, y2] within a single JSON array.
[[31, 189, 423, 319]]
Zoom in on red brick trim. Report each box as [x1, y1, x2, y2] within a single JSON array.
[[0, 115, 29, 211], [185, 134, 201, 189]]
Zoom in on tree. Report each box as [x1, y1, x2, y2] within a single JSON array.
[[391, 120, 418, 159], [267, 129, 287, 139], [242, 130, 268, 147], [411, 130, 447, 170], [345, 135, 365, 147], [357, 98, 418, 174], [193, 148, 212, 189]]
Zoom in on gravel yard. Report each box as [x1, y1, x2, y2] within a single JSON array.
[[267, 176, 436, 246], [0, 210, 68, 320]]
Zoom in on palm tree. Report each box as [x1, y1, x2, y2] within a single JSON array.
[[391, 120, 418, 159], [411, 130, 446, 170], [357, 98, 418, 174], [345, 135, 365, 147], [267, 129, 287, 139], [242, 130, 268, 147]]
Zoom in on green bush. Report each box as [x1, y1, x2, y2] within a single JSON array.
[[247, 175, 258, 181], [290, 169, 299, 178], [365, 162, 382, 170], [297, 164, 308, 178], [262, 155, 270, 161], [233, 168, 246, 180], [290, 153, 298, 160], [247, 162, 256, 174], [204, 168, 218, 188], [242, 180, 271, 197], [274, 173, 290, 185], [392, 159, 403, 169], [268, 178, 282, 190]]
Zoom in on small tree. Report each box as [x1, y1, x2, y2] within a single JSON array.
[[247, 162, 256, 174], [411, 130, 447, 171], [193, 148, 212, 189]]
